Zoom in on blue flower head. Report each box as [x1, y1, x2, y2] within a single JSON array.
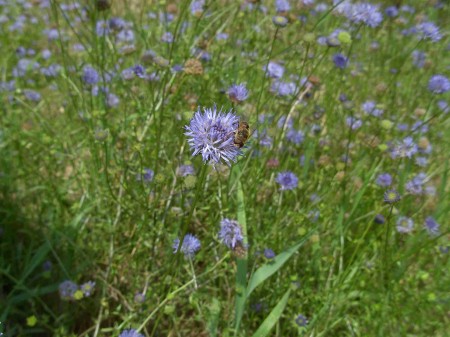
[[332, 53, 348, 69], [59, 280, 78, 300], [396, 216, 414, 234], [276, 171, 298, 190], [80, 281, 95, 297], [219, 218, 244, 249], [82, 66, 99, 85], [376, 173, 392, 187], [344, 2, 383, 28], [428, 75, 450, 94], [227, 83, 249, 103], [119, 329, 144, 337], [173, 234, 201, 258], [416, 22, 442, 42], [185, 106, 241, 166], [424, 216, 440, 236]]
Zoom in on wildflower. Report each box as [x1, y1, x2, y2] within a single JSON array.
[[134, 292, 146, 303], [384, 190, 400, 203], [59, 280, 78, 300], [218, 218, 244, 249], [374, 214, 385, 224], [376, 173, 392, 187], [173, 234, 201, 258], [264, 248, 276, 259], [133, 64, 146, 78], [415, 157, 428, 167], [385, 6, 398, 17], [119, 329, 144, 337], [190, 0, 205, 16], [263, 61, 284, 79], [424, 216, 440, 236], [396, 216, 414, 233], [437, 100, 449, 114], [80, 281, 95, 297], [390, 137, 418, 159], [136, 168, 154, 183], [82, 66, 99, 85], [24, 90, 41, 102], [272, 15, 288, 27], [362, 100, 383, 117], [416, 22, 442, 42], [271, 80, 297, 96], [227, 84, 249, 103], [106, 93, 120, 108], [276, 171, 298, 190], [275, 0, 291, 13], [286, 129, 305, 145], [405, 172, 427, 195], [161, 32, 174, 43], [332, 53, 348, 69], [346, 116, 362, 130], [184, 106, 241, 166], [411, 50, 426, 68], [428, 75, 450, 94], [42, 260, 52, 271], [176, 164, 195, 177], [295, 314, 308, 327], [344, 2, 383, 28]]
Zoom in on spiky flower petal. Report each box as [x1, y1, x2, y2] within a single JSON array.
[[185, 106, 241, 165]]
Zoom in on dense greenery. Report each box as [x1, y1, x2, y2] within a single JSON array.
[[0, 0, 449, 336]]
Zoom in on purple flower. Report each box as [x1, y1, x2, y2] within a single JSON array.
[[332, 53, 348, 69], [376, 173, 392, 187], [173, 234, 201, 258], [119, 329, 144, 337], [134, 292, 146, 303], [218, 218, 244, 249], [295, 314, 308, 327], [374, 214, 385, 224], [263, 248, 276, 259], [117, 29, 135, 43], [59, 280, 78, 300], [390, 137, 418, 159], [424, 216, 440, 236], [411, 50, 426, 68], [346, 116, 362, 130], [227, 84, 249, 103], [133, 64, 146, 78], [416, 22, 442, 42], [405, 172, 427, 195], [272, 15, 289, 27], [385, 6, 398, 17], [161, 32, 174, 43], [136, 168, 154, 183], [176, 164, 195, 177], [82, 66, 99, 85], [24, 89, 41, 102], [362, 100, 383, 117], [271, 80, 297, 96], [190, 0, 205, 15], [106, 93, 120, 108], [344, 3, 383, 28], [275, 0, 291, 12], [286, 129, 304, 145], [437, 100, 449, 114], [428, 75, 450, 94], [184, 106, 241, 166], [384, 190, 401, 203], [396, 216, 414, 234], [276, 171, 298, 190], [264, 61, 284, 79], [80, 281, 95, 297]]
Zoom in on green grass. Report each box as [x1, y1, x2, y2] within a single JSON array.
[[0, 0, 449, 336]]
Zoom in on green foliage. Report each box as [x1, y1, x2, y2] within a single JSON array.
[[0, 0, 449, 336]]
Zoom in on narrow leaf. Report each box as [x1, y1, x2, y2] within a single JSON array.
[[251, 288, 291, 337]]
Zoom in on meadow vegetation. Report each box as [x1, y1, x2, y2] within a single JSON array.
[[0, 0, 449, 336]]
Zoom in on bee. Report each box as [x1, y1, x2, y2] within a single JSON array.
[[234, 121, 251, 148]]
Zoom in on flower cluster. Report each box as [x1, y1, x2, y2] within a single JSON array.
[[185, 106, 241, 165]]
